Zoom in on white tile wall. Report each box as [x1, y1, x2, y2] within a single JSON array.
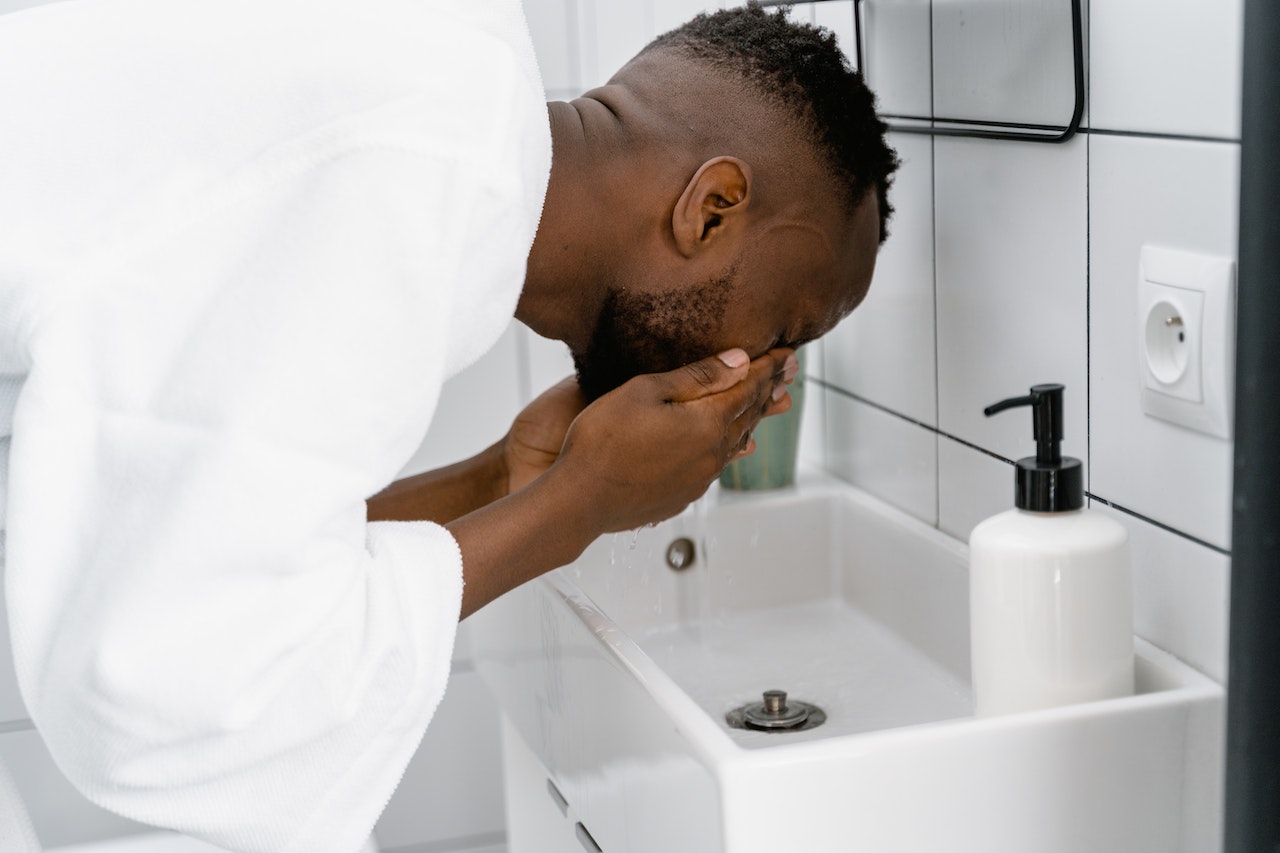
[[1096, 505, 1231, 684], [823, 131, 936, 426], [374, 672, 507, 851], [1088, 134, 1239, 550], [825, 392, 938, 525], [936, 435, 1014, 542], [652, 0, 721, 39], [579, 0, 650, 89], [861, 0, 933, 118], [934, 135, 1088, 467], [797, 344, 826, 472], [1090, 0, 1243, 139], [812, 1, 858, 69], [518, 323, 576, 404], [932, 0, 1079, 128], [0, 729, 149, 848], [818, 0, 1241, 706], [789, 2, 815, 25], [523, 0, 579, 93]]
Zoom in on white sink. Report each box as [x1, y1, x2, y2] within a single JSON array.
[[472, 475, 1224, 853]]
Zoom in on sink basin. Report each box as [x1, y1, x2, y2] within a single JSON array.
[[472, 475, 1224, 853]]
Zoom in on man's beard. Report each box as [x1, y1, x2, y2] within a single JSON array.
[[571, 272, 735, 402]]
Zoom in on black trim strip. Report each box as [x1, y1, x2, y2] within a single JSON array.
[[861, 0, 1085, 144], [1225, 0, 1280, 848]]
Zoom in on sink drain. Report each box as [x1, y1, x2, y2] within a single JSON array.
[[665, 537, 696, 571], [726, 690, 826, 732]]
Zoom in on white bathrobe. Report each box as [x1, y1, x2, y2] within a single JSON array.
[[0, 1, 550, 851]]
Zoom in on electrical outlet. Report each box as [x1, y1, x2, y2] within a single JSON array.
[[1138, 246, 1235, 439]]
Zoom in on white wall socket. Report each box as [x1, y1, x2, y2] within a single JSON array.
[[1138, 246, 1236, 439]]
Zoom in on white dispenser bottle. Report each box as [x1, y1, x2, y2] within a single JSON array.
[[970, 384, 1134, 716]]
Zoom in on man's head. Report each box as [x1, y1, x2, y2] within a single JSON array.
[[520, 2, 899, 400]]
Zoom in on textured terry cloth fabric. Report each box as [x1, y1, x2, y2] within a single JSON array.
[[0, 1, 550, 851]]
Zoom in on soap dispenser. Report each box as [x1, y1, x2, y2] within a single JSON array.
[[969, 384, 1134, 716]]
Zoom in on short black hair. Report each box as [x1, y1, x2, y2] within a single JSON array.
[[642, 2, 899, 242]]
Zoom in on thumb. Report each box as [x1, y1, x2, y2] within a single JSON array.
[[658, 348, 752, 403]]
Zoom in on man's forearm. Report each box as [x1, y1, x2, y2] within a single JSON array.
[[367, 441, 509, 525], [449, 469, 599, 619]]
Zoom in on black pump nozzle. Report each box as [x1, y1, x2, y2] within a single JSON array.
[[984, 384, 1065, 466], [984, 383, 1082, 512]]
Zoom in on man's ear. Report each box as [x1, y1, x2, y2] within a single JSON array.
[[672, 156, 752, 258]]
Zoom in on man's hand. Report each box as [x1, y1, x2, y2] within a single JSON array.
[[548, 347, 796, 535], [448, 346, 797, 617], [502, 377, 587, 494]]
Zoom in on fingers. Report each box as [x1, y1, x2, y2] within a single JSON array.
[[722, 349, 800, 453], [721, 348, 795, 422], [658, 348, 753, 403]]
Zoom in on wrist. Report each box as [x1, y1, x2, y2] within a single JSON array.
[[482, 439, 514, 503]]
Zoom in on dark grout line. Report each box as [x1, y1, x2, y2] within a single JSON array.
[[1083, 127, 1240, 145], [815, 379, 1232, 557], [0, 718, 35, 735], [814, 379, 1015, 463], [813, 378, 934, 430], [927, 0, 940, 526], [1086, 111, 1093, 500], [1087, 493, 1233, 557]]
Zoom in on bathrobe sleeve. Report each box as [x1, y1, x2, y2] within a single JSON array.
[[4, 113, 521, 853]]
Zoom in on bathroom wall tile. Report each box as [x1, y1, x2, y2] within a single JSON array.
[[0, 571, 29, 723], [452, 620, 476, 666], [933, 136, 1088, 469], [374, 671, 506, 850], [1095, 506, 1230, 684], [397, 324, 523, 479], [578, 0, 651, 88], [519, 323, 576, 405], [812, 1, 857, 69], [803, 335, 824, 383], [932, 0, 1082, 129], [1090, 0, 1243, 139], [788, 2, 815, 25], [652, 0, 721, 38], [1088, 134, 1238, 550], [825, 391, 937, 526], [796, 367, 826, 473], [0, 729, 149, 848], [861, 0, 932, 119], [823, 131, 936, 426], [524, 0, 579, 94], [936, 434, 1014, 543]]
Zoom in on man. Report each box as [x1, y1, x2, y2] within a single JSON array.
[[0, 1, 896, 851]]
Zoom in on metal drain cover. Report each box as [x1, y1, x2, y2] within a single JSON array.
[[727, 690, 826, 732]]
